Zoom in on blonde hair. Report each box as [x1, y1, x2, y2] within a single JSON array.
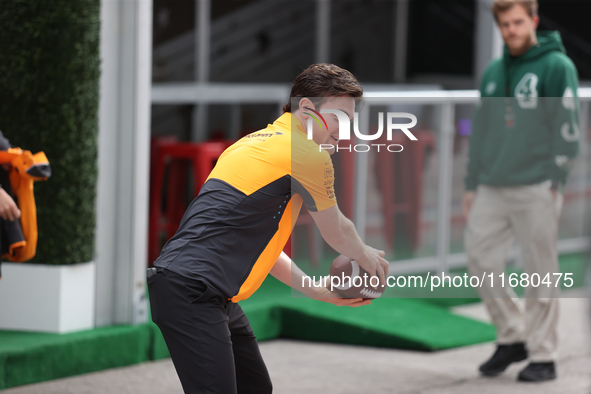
[[492, 0, 538, 21]]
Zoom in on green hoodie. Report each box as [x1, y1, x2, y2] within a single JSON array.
[[465, 31, 580, 191]]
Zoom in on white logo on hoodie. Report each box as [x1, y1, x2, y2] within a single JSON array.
[[485, 82, 497, 95], [515, 73, 539, 109], [562, 87, 576, 111]]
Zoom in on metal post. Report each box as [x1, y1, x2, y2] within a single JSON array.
[[196, 0, 210, 83], [315, 0, 331, 63], [394, 0, 409, 83], [576, 101, 589, 236], [354, 104, 371, 240], [435, 103, 455, 274], [96, 0, 152, 326], [474, 0, 503, 85], [129, 0, 152, 324], [578, 100, 589, 164], [193, 0, 211, 141]]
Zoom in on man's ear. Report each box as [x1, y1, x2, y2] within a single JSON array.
[[299, 98, 314, 114], [532, 15, 539, 29]]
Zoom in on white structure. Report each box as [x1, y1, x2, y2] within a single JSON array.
[[0, 262, 95, 333], [95, 0, 153, 327]]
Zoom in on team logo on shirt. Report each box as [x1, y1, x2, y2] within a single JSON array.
[[485, 81, 497, 95], [246, 131, 283, 140], [560, 122, 580, 142], [562, 87, 576, 111], [515, 73, 539, 109]]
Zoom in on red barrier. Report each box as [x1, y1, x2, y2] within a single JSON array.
[[148, 140, 233, 265]]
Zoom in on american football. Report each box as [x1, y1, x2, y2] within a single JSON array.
[[329, 255, 385, 299]]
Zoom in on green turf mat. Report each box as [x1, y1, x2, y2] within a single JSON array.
[[238, 276, 496, 351], [0, 325, 152, 389], [278, 298, 495, 351], [241, 304, 283, 342]]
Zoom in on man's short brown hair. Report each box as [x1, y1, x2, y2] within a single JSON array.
[[492, 0, 538, 21], [282, 63, 363, 113]]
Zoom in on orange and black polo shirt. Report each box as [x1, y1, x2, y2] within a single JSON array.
[[153, 113, 336, 302]]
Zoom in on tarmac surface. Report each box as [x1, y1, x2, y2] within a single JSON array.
[[2, 293, 590, 394]]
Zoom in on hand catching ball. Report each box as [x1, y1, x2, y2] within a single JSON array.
[[329, 255, 385, 299]]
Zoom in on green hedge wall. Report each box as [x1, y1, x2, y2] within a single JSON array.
[[0, 1, 100, 265]]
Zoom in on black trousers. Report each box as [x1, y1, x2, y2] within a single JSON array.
[[148, 269, 272, 394]]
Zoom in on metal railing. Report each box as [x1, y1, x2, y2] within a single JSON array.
[[150, 85, 591, 275], [359, 88, 591, 275]]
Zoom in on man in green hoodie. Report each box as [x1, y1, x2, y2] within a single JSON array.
[[463, 0, 579, 382]]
